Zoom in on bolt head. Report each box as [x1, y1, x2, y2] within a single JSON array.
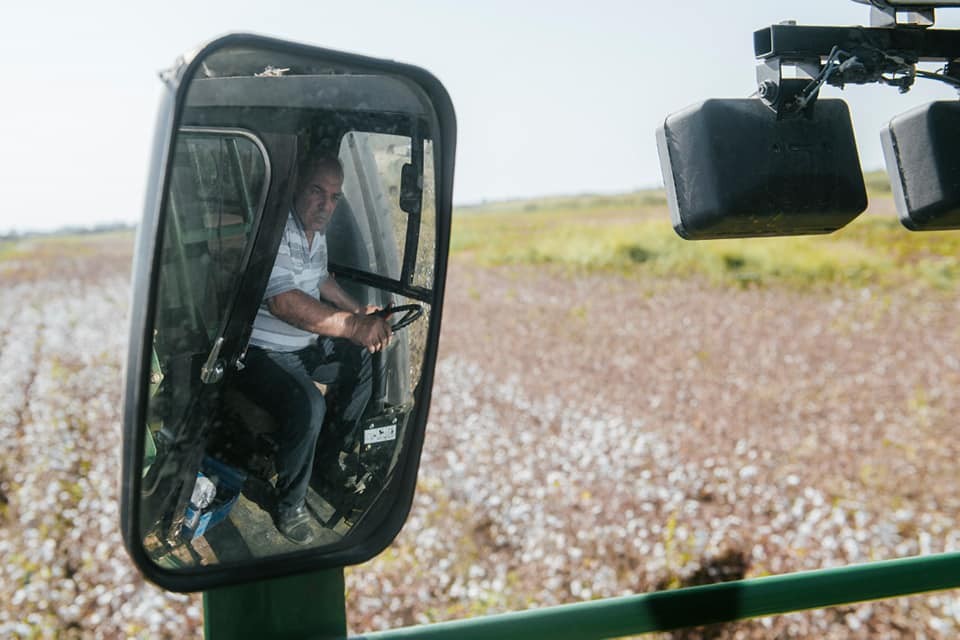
[[759, 80, 779, 100]]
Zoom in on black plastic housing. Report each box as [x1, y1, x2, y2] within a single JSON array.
[[657, 98, 867, 240], [882, 101, 960, 231]]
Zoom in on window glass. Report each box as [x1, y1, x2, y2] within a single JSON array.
[[148, 129, 268, 463], [158, 131, 268, 347], [327, 131, 437, 406], [331, 131, 410, 282], [331, 131, 437, 293]]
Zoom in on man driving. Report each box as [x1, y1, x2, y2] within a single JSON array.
[[238, 154, 393, 545]]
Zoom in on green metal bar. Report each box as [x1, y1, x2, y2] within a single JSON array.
[[354, 552, 960, 639], [204, 568, 346, 640]]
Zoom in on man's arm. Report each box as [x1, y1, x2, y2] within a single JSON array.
[[268, 289, 392, 352], [267, 290, 355, 337], [318, 276, 363, 314]]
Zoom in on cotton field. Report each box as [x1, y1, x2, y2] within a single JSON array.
[[2, 235, 959, 638], [0, 236, 203, 638]]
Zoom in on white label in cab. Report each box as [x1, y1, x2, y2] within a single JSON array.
[[364, 423, 397, 444]]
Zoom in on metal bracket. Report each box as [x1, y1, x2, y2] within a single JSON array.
[[870, 5, 935, 28], [756, 56, 822, 118], [157, 49, 197, 90], [753, 22, 960, 117]]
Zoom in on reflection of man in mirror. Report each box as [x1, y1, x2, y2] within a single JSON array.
[[238, 155, 393, 544]]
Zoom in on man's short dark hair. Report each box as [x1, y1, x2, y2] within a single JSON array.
[[296, 155, 343, 191]]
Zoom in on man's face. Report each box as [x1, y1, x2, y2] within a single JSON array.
[[293, 167, 344, 235]]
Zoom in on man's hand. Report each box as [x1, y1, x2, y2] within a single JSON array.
[[360, 304, 385, 316], [348, 313, 393, 353]]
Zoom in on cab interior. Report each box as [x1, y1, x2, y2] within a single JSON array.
[[142, 93, 438, 566]]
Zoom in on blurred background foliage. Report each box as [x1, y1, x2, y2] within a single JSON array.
[[451, 170, 960, 291]]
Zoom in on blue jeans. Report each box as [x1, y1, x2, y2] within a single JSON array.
[[238, 338, 373, 515]]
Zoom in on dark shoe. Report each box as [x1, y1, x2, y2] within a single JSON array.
[[275, 504, 315, 545]]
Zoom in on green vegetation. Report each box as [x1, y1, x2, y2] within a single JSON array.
[[0, 240, 16, 262], [451, 173, 960, 290], [0, 229, 136, 263]]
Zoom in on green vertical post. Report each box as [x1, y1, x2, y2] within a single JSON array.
[[204, 568, 346, 639]]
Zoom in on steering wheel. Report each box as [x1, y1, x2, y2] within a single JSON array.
[[373, 303, 424, 331]]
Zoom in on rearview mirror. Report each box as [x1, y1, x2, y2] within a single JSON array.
[[121, 34, 456, 592], [656, 98, 867, 239]]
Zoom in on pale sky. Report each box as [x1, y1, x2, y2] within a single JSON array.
[[3, 1, 960, 233]]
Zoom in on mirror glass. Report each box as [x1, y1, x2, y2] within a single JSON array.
[[138, 42, 442, 569]]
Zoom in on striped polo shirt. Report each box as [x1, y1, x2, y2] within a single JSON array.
[[248, 211, 330, 351]]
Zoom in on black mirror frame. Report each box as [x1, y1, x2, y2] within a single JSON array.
[[120, 32, 457, 592]]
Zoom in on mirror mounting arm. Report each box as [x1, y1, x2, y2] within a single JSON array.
[[753, 23, 960, 117]]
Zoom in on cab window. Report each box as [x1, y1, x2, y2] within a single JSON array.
[[155, 129, 269, 350], [148, 128, 269, 464]]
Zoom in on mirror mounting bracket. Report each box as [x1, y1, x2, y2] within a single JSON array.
[[752, 22, 960, 117], [756, 55, 822, 119]]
